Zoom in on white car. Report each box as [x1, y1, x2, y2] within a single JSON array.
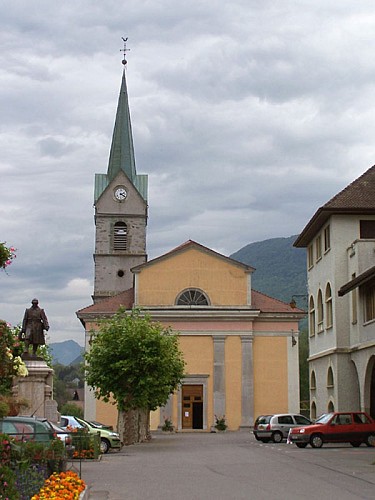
[[59, 415, 85, 430], [49, 421, 73, 448]]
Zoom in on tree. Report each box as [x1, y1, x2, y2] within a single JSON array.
[[85, 308, 185, 445], [299, 327, 309, 414]]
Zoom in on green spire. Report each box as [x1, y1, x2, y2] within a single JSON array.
[[107, 70, 136, 182], [94, 68, 148, 204]]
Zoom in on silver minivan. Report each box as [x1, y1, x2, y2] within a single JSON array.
[[253, 413, 312, 443]]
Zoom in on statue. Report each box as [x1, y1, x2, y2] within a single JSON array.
[[20, 299, 49, 357]]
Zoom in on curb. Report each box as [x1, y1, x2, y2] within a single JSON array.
[[80, 486, 88, 499]]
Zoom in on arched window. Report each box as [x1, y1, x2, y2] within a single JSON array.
[[113, 222, 127, 251], [311, 401, 317, 420], [310, 370, 316, 390], [327, 366, 334, 387], [325, 283, 333, 329], [176, 289, 210, 306], [328, 400, 334, 412], [309, 296, 315, 337], [317, 289, 324, 333]]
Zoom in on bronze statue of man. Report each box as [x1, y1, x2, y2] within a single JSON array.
[[21, 299, 50, 357]]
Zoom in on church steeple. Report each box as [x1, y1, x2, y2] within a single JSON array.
[[107, 70, 136, 184], [92, 45, 148, 303], [94, 59, 147, 204]]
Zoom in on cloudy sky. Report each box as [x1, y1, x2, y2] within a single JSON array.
[[1, 1, 374, 345]]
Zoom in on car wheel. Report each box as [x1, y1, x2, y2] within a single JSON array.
[[366, 434, 375, 447], [100, 438, 110, 454], [296, 443, 308, 448], [253, 434, 261, 441], [310, 434, 323, 448], [350, 442, 361, 447], [272, 431, 283, 443]]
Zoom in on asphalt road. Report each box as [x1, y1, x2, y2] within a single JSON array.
[[79, 431, 375, 500]]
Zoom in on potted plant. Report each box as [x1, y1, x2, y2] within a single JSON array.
[[215, 415, 227, 432], [161, 417, 174, 432]]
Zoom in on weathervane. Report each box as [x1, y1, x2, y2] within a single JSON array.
[[121, 37, 130, 66]]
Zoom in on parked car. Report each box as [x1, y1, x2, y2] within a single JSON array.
[[87, 420, 113, 431], [288, 411, 375, 448], [253, 413, 312, 443], [49, 421, 73, 448], [59, 415, 85, 430], [0, 416, 56, 443], [60, 415, 121, 454]]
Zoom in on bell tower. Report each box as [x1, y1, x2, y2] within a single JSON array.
[[93, 48, 148, 303]]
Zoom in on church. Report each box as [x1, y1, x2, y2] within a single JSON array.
[[77, 62, 305, 431]]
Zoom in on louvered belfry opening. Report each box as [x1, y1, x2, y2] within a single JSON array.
[[113, 221, 127, 250]]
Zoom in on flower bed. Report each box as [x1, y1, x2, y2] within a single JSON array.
[[31, 471, 86, 500]]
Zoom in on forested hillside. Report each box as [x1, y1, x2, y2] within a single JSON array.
[[230, 235, 307, 306]]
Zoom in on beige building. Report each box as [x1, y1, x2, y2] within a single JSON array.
[[77, 67, 305, 431], [295, 166, 375, 418]]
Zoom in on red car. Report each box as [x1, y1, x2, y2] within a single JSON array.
[[288, 411, 375, 448]]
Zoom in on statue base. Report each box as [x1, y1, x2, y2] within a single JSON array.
[[12, 359, 58, 423]]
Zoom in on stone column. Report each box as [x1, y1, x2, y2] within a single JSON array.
[[12, 359, 58, 422], [240, 336, 254, 429], [212, 335, 226, 430]]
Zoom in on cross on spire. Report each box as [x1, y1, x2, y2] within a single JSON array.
[[121, 37, 130, 65]]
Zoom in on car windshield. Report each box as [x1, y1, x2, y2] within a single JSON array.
[[256, 416, 272, 424], [315, 413, 334, 424]]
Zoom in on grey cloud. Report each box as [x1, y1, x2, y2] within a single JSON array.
[[1, 0, 375, 344]]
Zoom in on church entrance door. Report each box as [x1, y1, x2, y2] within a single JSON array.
[[182, 385, 203, 429]]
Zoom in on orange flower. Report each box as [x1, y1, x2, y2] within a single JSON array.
[[31, 471, 86, 500]]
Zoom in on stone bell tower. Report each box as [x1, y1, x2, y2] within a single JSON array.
[[93, 54, 148, 303]]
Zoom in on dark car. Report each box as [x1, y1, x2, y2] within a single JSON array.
[[0, 416, 56, 443], [288, 411, 375, 448], [253, 413, 312, 443]]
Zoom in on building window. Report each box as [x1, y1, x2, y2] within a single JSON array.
[[364, 283, 375, 322], [325, 283, 333, 329], [311, 401, 317, 420], [360, 220, 375, 239], [310, 370, 316, 390], [324, 225, 331, 252], [176, 288, 210, 306], [327, 367, 334, 388], [113, 222, 127, 251], [316, 235, 322, 261], [309, 296, 315, 336], [308, 244, 314, 269], [317, 290, 324, 333], [351, 273, 357, 324], [328, 401, 334, 412]]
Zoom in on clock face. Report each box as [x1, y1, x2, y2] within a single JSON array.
[[114, 187, 127, 201]]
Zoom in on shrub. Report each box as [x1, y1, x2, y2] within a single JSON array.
[[60, 403, 83, 418], [214, 415, 227, 431]]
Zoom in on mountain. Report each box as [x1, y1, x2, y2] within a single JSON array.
[[49, 340, 84, 366], [230, 235, 307, 307]]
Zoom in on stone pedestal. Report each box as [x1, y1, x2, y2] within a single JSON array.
[[12, 359, 58, 422]]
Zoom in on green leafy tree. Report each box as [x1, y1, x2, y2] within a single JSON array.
[[85, 308, 185, 445], [60, 402, 84, 418], [299, 327, 310, 415]]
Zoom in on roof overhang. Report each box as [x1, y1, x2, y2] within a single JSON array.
[[338, 265, 375, 296]]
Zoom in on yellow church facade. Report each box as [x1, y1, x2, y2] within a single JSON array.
[[78, 240, 304, 432]]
